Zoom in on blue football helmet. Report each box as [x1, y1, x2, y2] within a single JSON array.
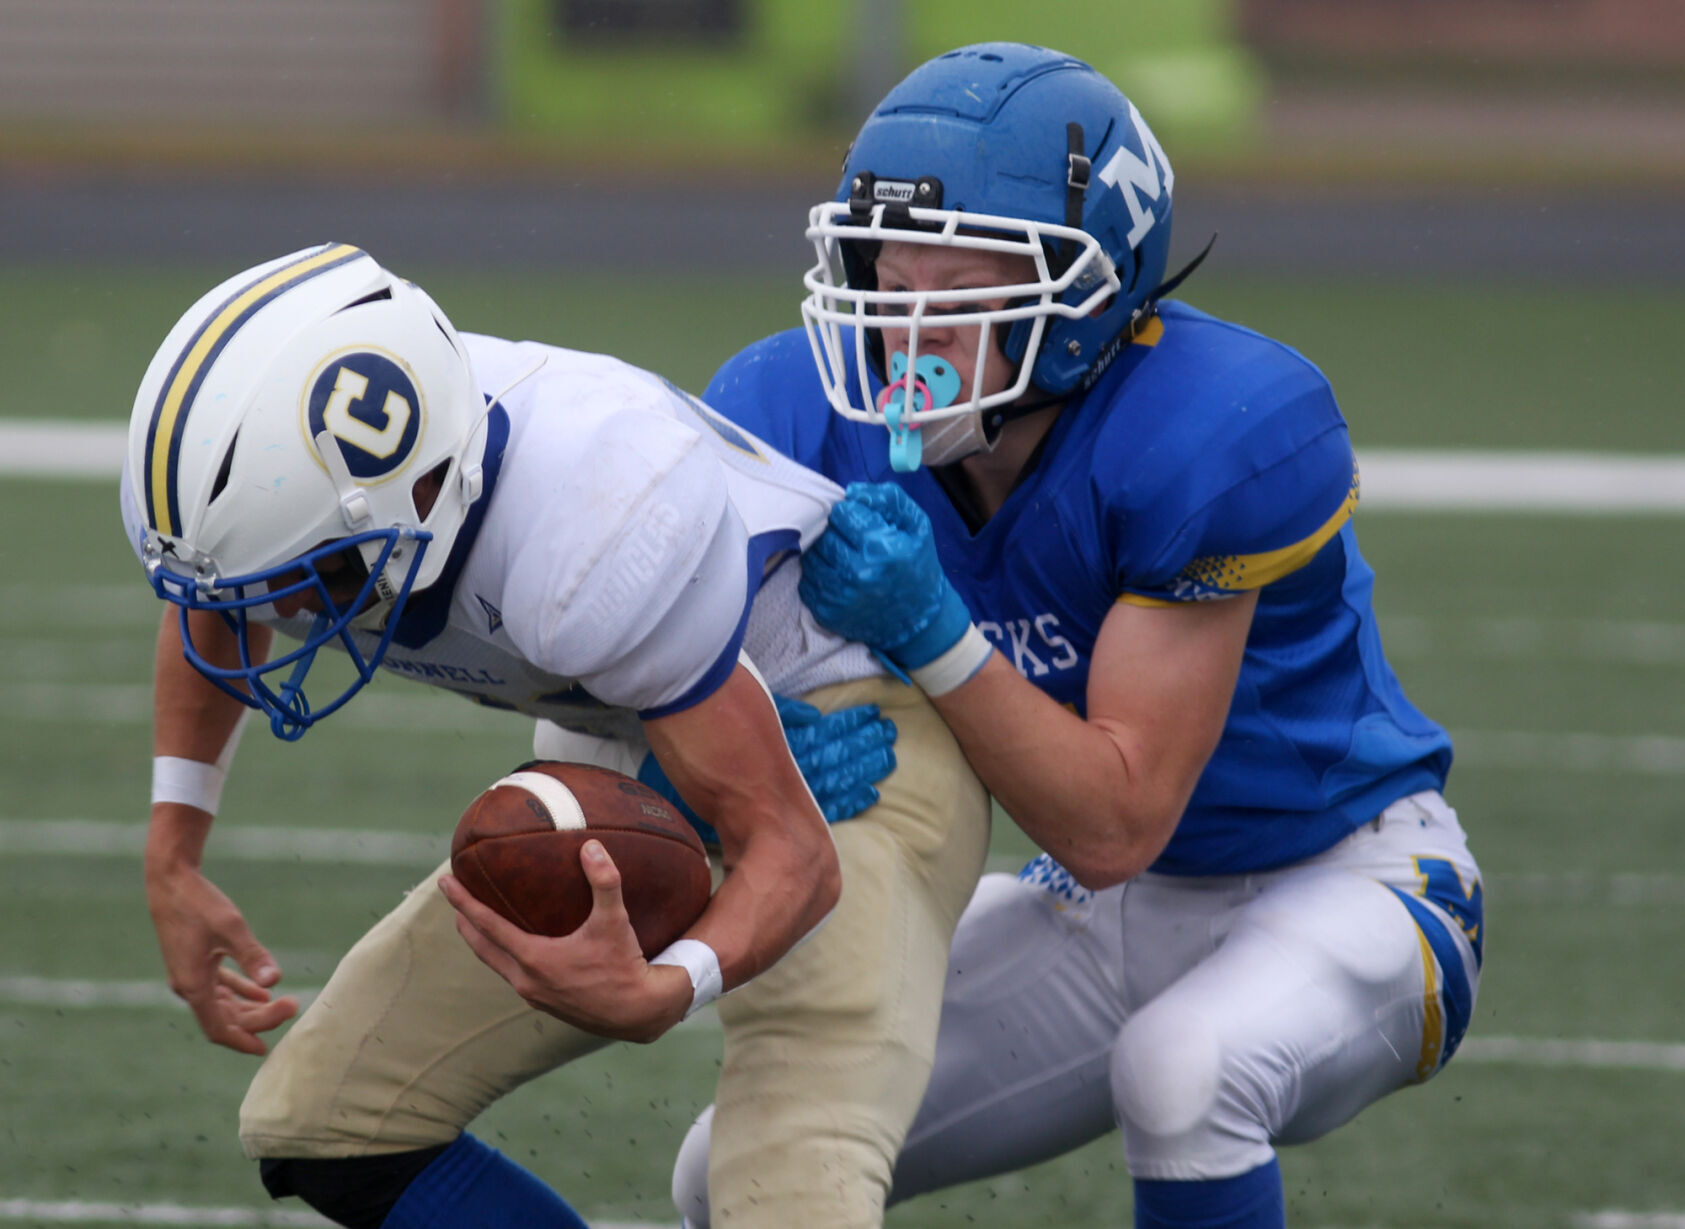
[[802, 43, 1175, 468], [124, 244, 492, 740]]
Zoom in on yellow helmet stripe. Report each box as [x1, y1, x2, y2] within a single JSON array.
[[143, 243, 364, 537]]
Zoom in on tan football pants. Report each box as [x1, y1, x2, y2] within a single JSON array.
[[239, 675, 991, 1229]]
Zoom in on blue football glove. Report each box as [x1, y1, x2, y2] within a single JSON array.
[[777, 694, 897, 823], [799, 482, 975, 671], [637, 695, 898, 846]]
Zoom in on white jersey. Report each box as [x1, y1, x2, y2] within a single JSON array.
[[123, 334, 881, 742]]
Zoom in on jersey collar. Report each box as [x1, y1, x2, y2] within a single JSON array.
[[389, 402, 510, 650]]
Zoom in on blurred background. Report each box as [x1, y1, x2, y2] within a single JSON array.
[[2, 3, 1683, 1228], [1, 0, 1682, 283]]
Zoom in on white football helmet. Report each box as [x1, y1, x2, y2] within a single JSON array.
[[127, 243, 491, 739]]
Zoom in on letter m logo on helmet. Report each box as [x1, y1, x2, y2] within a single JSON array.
[[1098, 101, 1175, 253]]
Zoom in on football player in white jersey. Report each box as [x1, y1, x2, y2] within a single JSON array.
[[121, 245, 989, 1229]]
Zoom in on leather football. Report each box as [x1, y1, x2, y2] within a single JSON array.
[[450, 760, 712, 958]]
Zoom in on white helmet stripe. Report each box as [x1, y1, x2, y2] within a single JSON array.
[[143, 243, 364, 536]]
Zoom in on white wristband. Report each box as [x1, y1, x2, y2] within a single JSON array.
[[909, 623, 994, 697], [151, 756, 228, 815], [650, 938, 723, 1019]]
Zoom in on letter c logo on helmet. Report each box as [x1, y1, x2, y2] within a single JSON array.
[[306, 350, 424, 479]]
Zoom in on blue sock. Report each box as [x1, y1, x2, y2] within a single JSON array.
[[380, 1133, 588, 1229], [1134, 1158, 1285, 1229]]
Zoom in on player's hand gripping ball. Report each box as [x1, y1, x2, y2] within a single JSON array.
[[450, 761, 712, 958]]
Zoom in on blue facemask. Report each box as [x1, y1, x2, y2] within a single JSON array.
[[152, 528, 431, 741]]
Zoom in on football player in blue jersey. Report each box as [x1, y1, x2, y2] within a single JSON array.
[[671, 42, 1484, 1229], [121, 246, 988, 1229]]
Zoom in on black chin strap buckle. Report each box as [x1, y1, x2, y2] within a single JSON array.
[[1057, 122, 1090, 275], [847, 171, 878, 220], [1066, 134, 1091, 197]]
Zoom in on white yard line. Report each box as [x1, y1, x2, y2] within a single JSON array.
[[0, 1196, 1676, 1229], [1380, 615, 1685, 666], [0, 422, 128, 478], [0, 818, 446, 865], [2, 961, 1680, 1074], [1490, 871, 1685, 905], [0, 972, 721, 1036], [0, 1203, 669, 1229], [0, 976, 219, 1010], [0, 1202, 328, 1226], [5, 820, 1682, 906], [1459, 1036, 1685, 1073], [1450, 729, 1685, 775], [1355, 449, 1685, 514], [0, 682, 529, 733], [14, 612, 1685, 672], [0, 974, 322, 1013], [10, 679, 1685, 777], [12, 613, 1685, 666], [5, 421, 1685, 513]]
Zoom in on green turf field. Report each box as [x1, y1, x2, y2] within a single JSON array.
[[2, 269, 1681, 1227]]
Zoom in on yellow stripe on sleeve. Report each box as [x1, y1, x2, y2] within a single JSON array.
[[1117, 460, 1360, 607]]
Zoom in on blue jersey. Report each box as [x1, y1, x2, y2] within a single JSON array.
[[703, 301, 1452, 875]]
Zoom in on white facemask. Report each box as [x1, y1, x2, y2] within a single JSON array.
[[802, 200, 1118, 472]]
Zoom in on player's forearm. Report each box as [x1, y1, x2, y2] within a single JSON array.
[[152, 610, 265, 760], [689, 795, 840, 991], [148, 611, 270, 874], [930, 655, 1185, 888], [642, 666, 842, 990], [661, 743, 842, 989]]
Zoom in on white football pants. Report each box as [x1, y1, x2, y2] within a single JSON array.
[[673, 789, 1481, 1219]]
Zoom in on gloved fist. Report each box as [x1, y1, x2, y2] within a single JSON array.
[[637, 695, 898, 844], [799, 482, 974, 670]]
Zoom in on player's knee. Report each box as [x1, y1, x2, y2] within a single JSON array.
[[1111, 1003, 1224, 1140], [671, 1104, 714, 1229], [239, 1055, 346, 1158], [238, 1063, 297, 1156], [259, 1144, 449, 1229]]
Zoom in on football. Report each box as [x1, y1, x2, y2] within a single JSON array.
[[450, 760, 713, 958]]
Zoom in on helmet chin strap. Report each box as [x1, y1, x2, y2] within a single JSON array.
[[920, 410, 1001, 469], [453, 352, 547, 506], [308, 358, 542, 625], [314, 429, 404, 613], [1081, 232, 1217, 389]]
